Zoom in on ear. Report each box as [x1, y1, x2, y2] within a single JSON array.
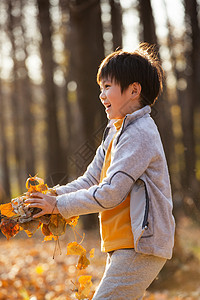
[[131, 82, 141, 99]]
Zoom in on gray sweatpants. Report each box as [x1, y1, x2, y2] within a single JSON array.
[[93, 249, 166, 300]]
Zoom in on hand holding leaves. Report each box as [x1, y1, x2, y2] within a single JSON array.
[[25, 192, 59, 218]]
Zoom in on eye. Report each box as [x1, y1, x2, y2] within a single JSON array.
[[105, 84, 111, 89]]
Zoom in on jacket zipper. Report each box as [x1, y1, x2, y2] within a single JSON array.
[[141, 179, 149, 230]]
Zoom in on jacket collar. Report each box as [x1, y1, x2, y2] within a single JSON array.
[[124, 105, 151, 124], [103, 106, 151, 142], [107, 105, 151, 129]]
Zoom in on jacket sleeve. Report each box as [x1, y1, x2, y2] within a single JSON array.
[[56, 129, 154, 219], [55, 143, 105, 195]]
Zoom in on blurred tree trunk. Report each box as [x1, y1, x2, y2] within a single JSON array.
[[138, 0, 157, 43], [69, 0, 105, 150], [59, 0, 76, 178], [8, 0, 25, 193], [37, 0, 66, 186], [179, 0, 200, 211], [138, 0, 175, 170], [69, 0, 105, 229], [20, 0, 35, 177], [0, 81, 11, 201], [109, 0, 123, 50]]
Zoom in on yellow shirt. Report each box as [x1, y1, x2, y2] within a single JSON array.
[[100, 119, 134, 252]]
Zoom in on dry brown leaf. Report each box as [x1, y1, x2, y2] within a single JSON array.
[[0, 218, 20, 240], [48, 214, 66, 236], [76, 254, 90, 270]]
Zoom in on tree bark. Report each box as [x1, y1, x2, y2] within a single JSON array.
[[138, 0, 175, 170], [37, 0, 65, 186], [179, 0, 200, 210], [69, 0, 105, 153], [109, 0, 123, 50], [0, 81, 11, 201], [68, 0, 105, 229], [7, 0, 25, 193]]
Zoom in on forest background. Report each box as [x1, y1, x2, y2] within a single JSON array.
[[0, 0, 200, 299]]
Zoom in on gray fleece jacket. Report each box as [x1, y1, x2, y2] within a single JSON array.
[[56, 105, 175, 259]]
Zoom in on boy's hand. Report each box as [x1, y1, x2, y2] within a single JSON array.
[[25, 192, 59, 218]]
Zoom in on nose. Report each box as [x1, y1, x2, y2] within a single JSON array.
[[99, 90, 106, 101]]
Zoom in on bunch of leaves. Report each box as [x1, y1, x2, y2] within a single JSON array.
[[0, 175, 95, 299], [0, 175, 79, 241]]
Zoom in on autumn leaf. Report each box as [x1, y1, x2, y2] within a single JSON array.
[[48, 214, 66, 236], [75, 275, 93, 300], [0, 202, 16, 218], [65, 216, 79, 227], [67, 242, 86, 256], [26, 175, 44, 190], [89, 248, 95, 258], [41, 223, 51, 236], [76, 254, 90, 270], [0, 218, 20, 240], [26, 175, 48, 194], [20, 220, 40, 237], [43, 234, 58, 242]]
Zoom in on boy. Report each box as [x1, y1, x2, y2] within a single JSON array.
[[26, 43, 175, 299]]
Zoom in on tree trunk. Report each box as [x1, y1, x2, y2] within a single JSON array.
[[8, 0, 25, 193], [37, 0, 65, 186], [109, 0, 123, 50], [138, 0, 175, 170], [0, 81, 11, 201], [69, 0, 105, 229], [179, 0, 200, 210], [69, 0, 105, 151], [20, 0, 35, 177], [138, 0, 157, 43]]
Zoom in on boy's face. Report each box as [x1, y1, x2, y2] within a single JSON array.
[[99, 78, 140, 119]]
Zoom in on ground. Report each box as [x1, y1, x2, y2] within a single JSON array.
[[0, 215, 200, 300]]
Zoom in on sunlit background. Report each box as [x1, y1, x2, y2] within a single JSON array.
[[0, 0, 200, 299]]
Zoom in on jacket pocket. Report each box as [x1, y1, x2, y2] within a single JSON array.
[[130, 179, 154, 240]]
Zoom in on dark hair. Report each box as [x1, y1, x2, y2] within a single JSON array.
[[97, 43, 164, 107]]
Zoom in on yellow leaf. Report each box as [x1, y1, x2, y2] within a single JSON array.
[[26, 175, 44, 190], [43, 234, 58, 242], [65, 216, 79, 227], [89, 248, 95, 258], [76, 276, 92, 299], [0, 203, 16, 217], [78, 275, 92, 285], [67, 242, 86, 256]]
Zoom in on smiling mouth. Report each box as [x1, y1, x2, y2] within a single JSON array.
[[105, 104, 111, 110]]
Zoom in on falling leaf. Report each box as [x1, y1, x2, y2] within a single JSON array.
[[89, 248, 95, 258], [76, 254, 90, 270], [76, 276, 93, 300], [0, 203, 16, 217], [67, 242, 86, 256], [0, 218, 20, 240]]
